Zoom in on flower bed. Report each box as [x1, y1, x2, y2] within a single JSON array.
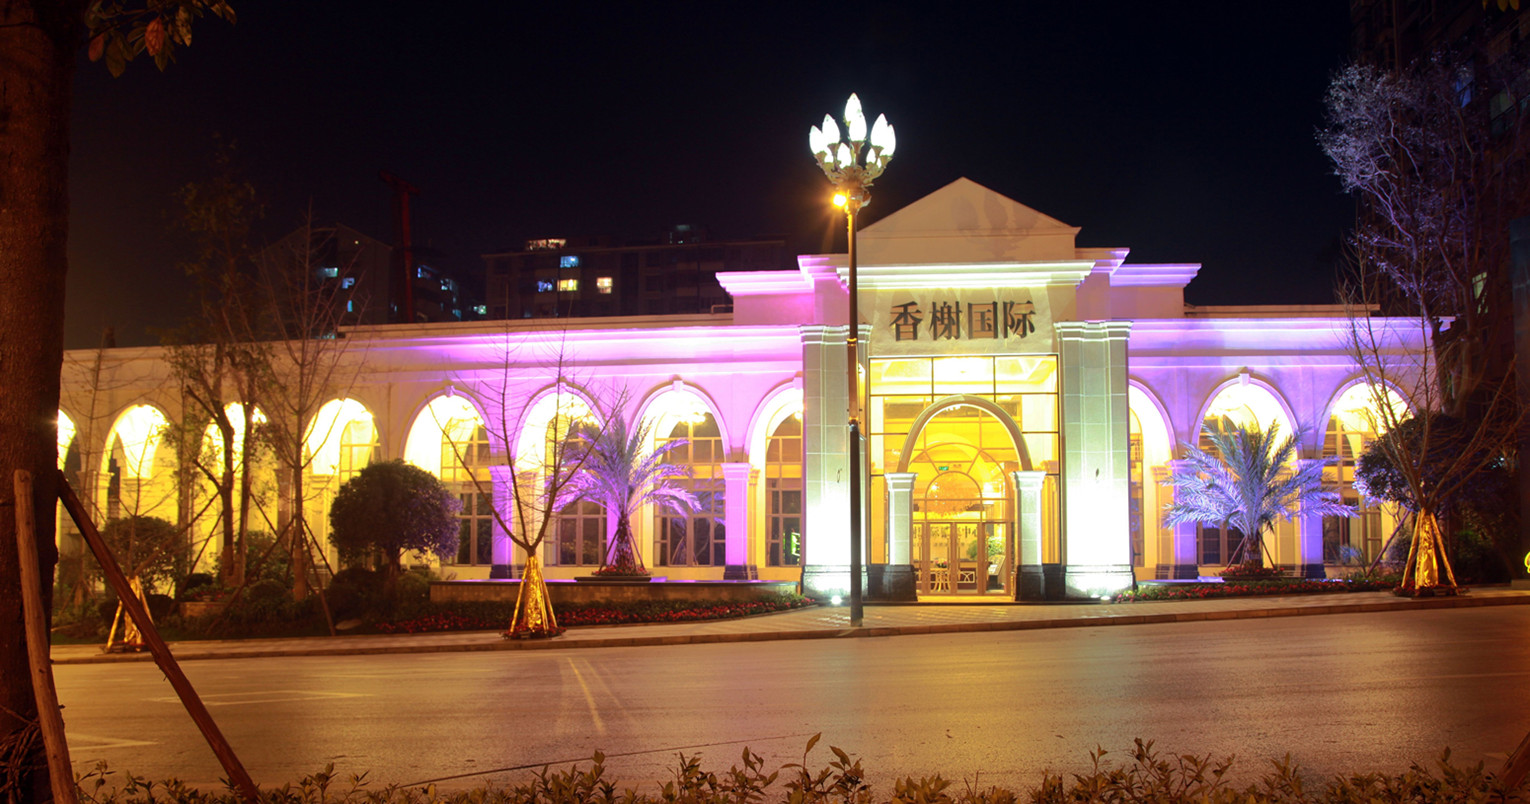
[[375, 594, 815, 634], [1111, 575, 1400, 603]]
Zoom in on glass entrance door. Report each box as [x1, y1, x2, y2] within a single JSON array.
[[916, 520, 1009, 595]]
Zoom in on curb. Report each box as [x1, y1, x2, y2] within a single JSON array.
[[51, 592, 1530, 666]]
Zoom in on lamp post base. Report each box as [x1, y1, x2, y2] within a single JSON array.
[[868, 563, 917, 601]]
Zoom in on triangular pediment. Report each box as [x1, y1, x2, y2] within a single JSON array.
[[860, 177, 1081, 263]]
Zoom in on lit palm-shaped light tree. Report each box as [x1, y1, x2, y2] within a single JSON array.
[[1164, 422, 1354, 570], [569, 415, 699, 576]]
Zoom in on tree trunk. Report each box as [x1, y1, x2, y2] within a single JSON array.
[[602, 517, 648, 575], [290, 464, 309, 600], [0, 2, 83, 799], [218, 416, 236, 583], [235, 399, 254, 586]]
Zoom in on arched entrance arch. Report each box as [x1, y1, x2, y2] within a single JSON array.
[[895, 395, 1033, 473], [899, 397, 1029, 596]]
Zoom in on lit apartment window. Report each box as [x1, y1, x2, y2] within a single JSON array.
[[319, 266, 340, 279], [560, 255, 581, 268], [473, 304, 488, 316], [536, 280, 555, 293], [558, 278, 579, 292], [596, 277, 613, 294]]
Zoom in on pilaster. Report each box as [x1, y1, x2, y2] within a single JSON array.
[[879, 472, 918, 600], [721, 462, 758, 579], [1055, 320, 1135, 598], [1013, 470, 1048, 599]]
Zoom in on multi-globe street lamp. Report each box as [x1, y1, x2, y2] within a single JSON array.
[[809, 94, 895, 625]]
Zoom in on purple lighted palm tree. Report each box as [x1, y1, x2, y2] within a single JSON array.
[[569, 415, 698, 575], [1164, 421, 1354, 568]]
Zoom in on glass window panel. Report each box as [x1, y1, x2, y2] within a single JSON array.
[[871, 358, 932, 395], [1022, 434, 1057, 467], [476, 522, 492, 564], [1020, 394, 1058, 433], [932, 357, 995, 395], [995, 355, 1058, 393]]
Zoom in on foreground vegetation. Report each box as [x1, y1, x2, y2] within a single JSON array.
[[53, 564, 814, 642], [76, 738, 1528, 803], [1111, 574, 1403, 603]]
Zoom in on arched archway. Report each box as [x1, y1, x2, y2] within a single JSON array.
[[1128, 384, 1174, 577], [305, 399, 378, 566], [1196, 380, 1299, 567], [748, 385, 804, 571], [100, 404, 176, 522], [1321, 382, 1409, 568], [901, 400, 1027, 596], [516, 384, 606, 569], [639, 385, 726, 570], [405, 394, 493, 567]]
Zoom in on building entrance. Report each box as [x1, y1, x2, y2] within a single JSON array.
[[915, 519, 1009, 594]]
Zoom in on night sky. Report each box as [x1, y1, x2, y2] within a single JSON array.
[[66, 2, 1356, 349]]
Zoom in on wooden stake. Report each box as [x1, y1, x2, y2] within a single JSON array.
[[1503, 727, 1530, 792], [56, 471, 261, 802], [12, 471, 78, 804]]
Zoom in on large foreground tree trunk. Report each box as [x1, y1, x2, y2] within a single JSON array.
[[0, 1, 84, 799]]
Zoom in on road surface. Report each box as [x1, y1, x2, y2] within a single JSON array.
[[55, 606, 1530, 794]]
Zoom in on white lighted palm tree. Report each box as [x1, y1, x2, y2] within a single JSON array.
[[569, 415, 698, 575], [1164, 421, 1354, 568]]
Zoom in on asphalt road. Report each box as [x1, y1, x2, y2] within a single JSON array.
[[55, 606, 1530, 795]]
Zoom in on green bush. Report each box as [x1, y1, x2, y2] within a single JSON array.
[[177, 572, 218, 601], [72, 738, 1527, 803]]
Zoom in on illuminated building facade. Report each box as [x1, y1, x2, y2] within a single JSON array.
[[56, 179, 1427, 600]]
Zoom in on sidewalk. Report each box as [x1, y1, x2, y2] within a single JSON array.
[[51, 587, 1530, 666]]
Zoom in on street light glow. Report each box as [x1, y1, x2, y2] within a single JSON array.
[[833, 193, 848, 208]]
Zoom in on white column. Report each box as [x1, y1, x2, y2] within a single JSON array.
[[884, 472, 916, 564], [721, 462, 756, 579], [1013, 470, 1047, 599], [1055, 320, 1135, 598], [1296, 449, 1327, 578], [487, 464, 517, 578], [799, 324, 853, 599]]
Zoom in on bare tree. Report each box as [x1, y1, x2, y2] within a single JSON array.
[[165, 146, 269, 585], [252, 217, 364, 604], [434, 328, 605, 638], [1322, 52, 1530, 591]]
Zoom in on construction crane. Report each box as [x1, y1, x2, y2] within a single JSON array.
[[379, 170, 419, 324]]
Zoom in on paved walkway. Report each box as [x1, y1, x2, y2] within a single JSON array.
[[52, 587, 1530, 665]]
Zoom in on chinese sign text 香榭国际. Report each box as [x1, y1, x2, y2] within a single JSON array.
[[888, 299, 1037, 342]]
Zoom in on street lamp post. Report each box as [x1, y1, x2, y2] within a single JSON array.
[[810, 94, 895, 627]]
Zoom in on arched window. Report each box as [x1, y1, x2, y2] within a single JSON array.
[[1196, 383, 1293, 566], [1322, 384, 1407, 566], [656, 413, 725, 566], [765, 414, 802, 566], [406, 395, 492, 566]]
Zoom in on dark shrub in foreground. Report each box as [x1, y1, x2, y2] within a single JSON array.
[[75, 738, 1526, 803]]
